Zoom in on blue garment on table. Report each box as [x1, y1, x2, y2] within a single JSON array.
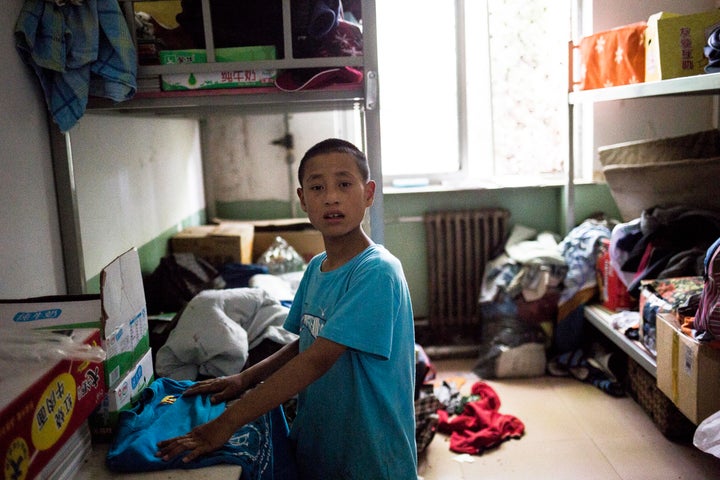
[[107, 377, 297, 480], [14, 0, 136, 132]]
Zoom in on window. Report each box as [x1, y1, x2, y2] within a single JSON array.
[[377, 0, 573, 187]]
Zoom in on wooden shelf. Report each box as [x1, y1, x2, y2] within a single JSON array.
[[584, 304, 657, 377]]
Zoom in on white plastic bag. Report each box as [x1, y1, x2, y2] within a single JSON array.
[[256, 236, 306, 274], [0, 329, 106, 374], [694, 410, 720, 458]]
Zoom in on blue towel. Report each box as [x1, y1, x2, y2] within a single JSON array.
[[15, 0, 136, 132]]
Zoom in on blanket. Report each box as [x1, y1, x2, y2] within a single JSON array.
[[155, 288, 297, 380]]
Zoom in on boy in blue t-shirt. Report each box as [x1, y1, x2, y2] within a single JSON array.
[[157, 138, 418, 479]]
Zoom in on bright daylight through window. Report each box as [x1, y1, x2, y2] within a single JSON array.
[[376, 1, 571, 186]]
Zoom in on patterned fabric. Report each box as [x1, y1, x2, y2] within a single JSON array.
[[575, 22, 647, 90], [639, 276, 704, 355], [695, 237, 720, 341], [15, 0, 136, 132], [415, 393, 442, 454], [558, 219, 612, 305]]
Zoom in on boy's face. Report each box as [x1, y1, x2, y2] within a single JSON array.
[[297, 152, 375, 239]]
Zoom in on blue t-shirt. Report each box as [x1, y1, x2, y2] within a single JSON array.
[[283, 244, 417, 479], [106, 377, 297, 479]]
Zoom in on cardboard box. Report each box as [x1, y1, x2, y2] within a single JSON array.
[[100, 249, 151, 388], [639, 277, 704, 358], [0, 249, 150, 389], [656, 312, 720, 424], [171, 223, 255, 266], [645, 10, 720, 81], [248, 218, 325, 263], [89, 349, 154, 439], [159, 45, 277, 91], [0, 329, 106, 480]]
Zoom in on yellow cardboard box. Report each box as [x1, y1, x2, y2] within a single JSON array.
[[656, 312, 720, 425], [645, 10, 720, 81]]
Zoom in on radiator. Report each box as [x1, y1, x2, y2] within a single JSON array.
[[424, 209, 510, 331]]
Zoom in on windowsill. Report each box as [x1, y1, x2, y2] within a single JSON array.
[[383, 175, 598, 194]]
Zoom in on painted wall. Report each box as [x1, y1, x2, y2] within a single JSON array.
[[69, 114, 205, 289], [0, 2, 65, 297]]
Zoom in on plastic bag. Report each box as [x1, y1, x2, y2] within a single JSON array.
[[474, 294, 547, 379], [0, 329, 106, 373], [256, 236, 307, 274], [694, 409, 720, 458]]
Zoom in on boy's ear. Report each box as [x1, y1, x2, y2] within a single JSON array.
[[365, 180, 376, 205], [297, 187, 308, 212]]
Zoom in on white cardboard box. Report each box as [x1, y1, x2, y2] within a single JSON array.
[[0, 248, 150, 389]]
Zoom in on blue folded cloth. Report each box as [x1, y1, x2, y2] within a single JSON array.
[[15, 0, 136, 132]]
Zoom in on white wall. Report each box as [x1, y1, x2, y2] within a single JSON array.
[[203, 110, 362, 218], [2, 0, 206, 294], [70, 114, 204, 279], [0, 1, 66, 297]]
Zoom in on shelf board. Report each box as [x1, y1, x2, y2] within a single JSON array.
[[139, 56, 364, 75], [584, 304, 657, 377], [86, 84, 365, 116], [569, 72, 720, 104]]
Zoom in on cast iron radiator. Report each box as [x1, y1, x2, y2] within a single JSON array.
[[423, 208, 511, 332]]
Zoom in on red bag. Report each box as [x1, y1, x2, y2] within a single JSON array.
[[574, 22, 647, 90]]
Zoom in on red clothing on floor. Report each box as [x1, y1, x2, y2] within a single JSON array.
[[437, 381, 525, 454]]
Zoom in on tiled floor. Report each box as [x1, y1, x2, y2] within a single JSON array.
[[418, 359, 720, 480]]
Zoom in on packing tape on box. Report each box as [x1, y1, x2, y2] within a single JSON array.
[[671, 332, 679, 404]]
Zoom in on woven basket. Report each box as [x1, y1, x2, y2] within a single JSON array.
[[626, 357, 695, 441], [599, 129, 720, 221]]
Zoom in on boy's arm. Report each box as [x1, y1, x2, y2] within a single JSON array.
[[157, 336, 347, 463], [181, 338, 301, 403]]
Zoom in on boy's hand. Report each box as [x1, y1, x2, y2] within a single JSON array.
[[183, 374, 247, 404], [156, 419, 235, 463]]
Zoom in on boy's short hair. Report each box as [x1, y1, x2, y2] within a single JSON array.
[[298, 138, 370, 186]]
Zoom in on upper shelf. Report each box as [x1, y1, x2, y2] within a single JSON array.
[[88, 0, 370, 115], [568, 72, 720, 104], [86, 83, 365, 116]]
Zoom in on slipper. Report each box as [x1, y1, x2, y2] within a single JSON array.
[[586, 352, 618, 383], [548, 349, 589, 381]]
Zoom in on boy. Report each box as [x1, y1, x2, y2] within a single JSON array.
[[157, 138, 418, 479]]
